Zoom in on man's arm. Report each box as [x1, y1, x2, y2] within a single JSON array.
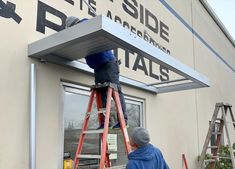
[[159, 151, 170, 169]]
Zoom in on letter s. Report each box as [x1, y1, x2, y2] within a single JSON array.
[[160, 66, 169, 81], [122, 0, 138, 19]]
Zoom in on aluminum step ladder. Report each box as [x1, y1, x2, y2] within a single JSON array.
[[198, 102, 235, 169], [73, 82, 131, 169]]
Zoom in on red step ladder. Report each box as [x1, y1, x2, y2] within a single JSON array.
[[73, 82, 131, 169]]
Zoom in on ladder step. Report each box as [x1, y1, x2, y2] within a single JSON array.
[[211, 132, 222, 135], [204, 159, 216, 163], [216, 103, 232, 107], [204, 156, 231, 163], [83, 164, 100, 169], [83, 129, 104, 134], [208, 146, 219, 149], [87, 109, 106, 115], [91, 82, 112, 89], [78, 154, 101, 159], [211, 156, 231, 159]]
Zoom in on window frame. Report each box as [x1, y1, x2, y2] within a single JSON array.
[[60, 82, 145, 168]]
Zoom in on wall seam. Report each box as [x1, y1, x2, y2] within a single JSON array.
[[190, 0, 200, 157]]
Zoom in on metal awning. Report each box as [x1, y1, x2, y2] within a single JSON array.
[[28, 15, 210, 93]]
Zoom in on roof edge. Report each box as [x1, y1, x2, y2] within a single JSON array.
[[199, 0, 235, 48]]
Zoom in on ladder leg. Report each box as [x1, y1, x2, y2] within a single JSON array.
[[222, 106, 235, 169], [105, 143, 111, 168], [113, 90, 131, 154], [228, 106, 235, 129], [198, 105, 220, 169], [96, 90, 105, 126], [96, 89, 111, 168], [99, 87, 112, 169], [73, 90, 96, 169], [209, 118, 224, 169]]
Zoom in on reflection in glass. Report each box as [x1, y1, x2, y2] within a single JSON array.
[[63, 88, 143, 168]]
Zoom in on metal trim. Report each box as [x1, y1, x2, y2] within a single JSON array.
[[36, 55, 159, 93], [28, 15, 210, 93], [147, 78, 188, 86], [157, 82, 204, 93], [199, 0, 235, 47]]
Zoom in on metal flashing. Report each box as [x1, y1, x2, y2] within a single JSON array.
[[199, 0, 235, 48], [28, 15, 210, 93]]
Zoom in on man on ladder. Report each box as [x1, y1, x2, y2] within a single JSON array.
[[65, 16, 130, 169], [66, 16, 128, 130]]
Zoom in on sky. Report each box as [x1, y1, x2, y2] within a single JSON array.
[[207, 0, 235, 40]]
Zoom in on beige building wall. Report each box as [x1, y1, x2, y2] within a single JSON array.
[[0, 1, 235, 169]]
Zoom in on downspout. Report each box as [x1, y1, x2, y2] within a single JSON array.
[[30, 64, 36, 169]]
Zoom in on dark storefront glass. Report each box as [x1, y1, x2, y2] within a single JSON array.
[[63, 85, 143, 168]]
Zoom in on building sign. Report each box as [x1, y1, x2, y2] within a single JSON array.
[[114, 48, 169, 83]]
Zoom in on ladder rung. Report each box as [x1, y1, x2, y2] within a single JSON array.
[[208, 146, 219, 149], [83, 129, 104, 134], [87, 109, 106, 115], [82, 164, 99, 168], [212, 156, 231, 159], [78, 154, 101, 159], [204, 159, 216, 163], [211, 132, 222, 135]]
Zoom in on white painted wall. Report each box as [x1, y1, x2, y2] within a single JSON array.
[[0, 1, 234, 169]]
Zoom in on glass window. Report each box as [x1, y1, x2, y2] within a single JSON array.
[[62, 83, 144, 168]]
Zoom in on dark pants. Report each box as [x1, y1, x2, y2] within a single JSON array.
[[95, 61, 128, 121]]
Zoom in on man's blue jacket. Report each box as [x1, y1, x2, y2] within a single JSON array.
[[126, 144, 170, 169], [78, 18, 116, 71], [85, 50, 115, 71]]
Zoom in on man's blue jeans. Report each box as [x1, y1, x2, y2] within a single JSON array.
[[94, 61, 128, 121]]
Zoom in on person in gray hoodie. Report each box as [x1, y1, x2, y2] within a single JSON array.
[[126, 127, 170, 169]]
